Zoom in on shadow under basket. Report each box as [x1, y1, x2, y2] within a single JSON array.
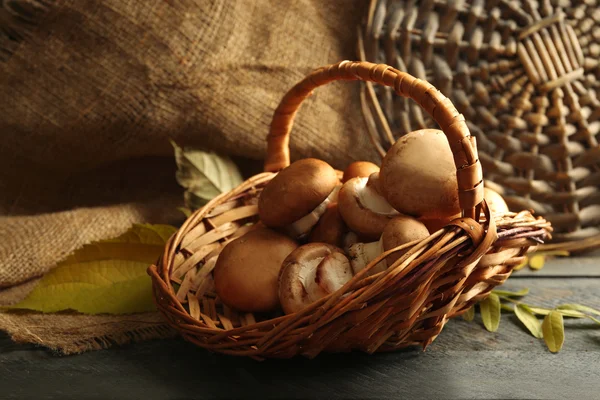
[[148, 61, 552, 360]]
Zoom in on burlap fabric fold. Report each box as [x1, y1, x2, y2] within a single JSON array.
[[0, 0, 377, 353]]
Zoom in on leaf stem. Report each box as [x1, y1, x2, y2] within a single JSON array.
[[495, 295, 600, 324]]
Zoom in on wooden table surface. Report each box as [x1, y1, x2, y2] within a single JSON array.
[[2, 256, 599, 400]]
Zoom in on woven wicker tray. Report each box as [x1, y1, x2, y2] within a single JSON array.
[[359, 0, 599, 252]]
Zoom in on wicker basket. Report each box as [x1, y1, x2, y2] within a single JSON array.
[[359, 0, 599, 252], [148, 61, 551, 359]]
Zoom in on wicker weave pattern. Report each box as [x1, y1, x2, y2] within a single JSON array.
[[360, 0, 599, 247], [266, 60, 485, 218], [148, 61, 551, 359]]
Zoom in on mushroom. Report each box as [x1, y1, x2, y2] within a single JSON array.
[[338, 172, 400, 241], [380, 129, 461, 219], [342, 231, 360, 253], [348, 215, 430, 276], [418, 188, 508, 233], [484, 187, 509, 216], [419, 212, 461, 234], [307, 203, 347, 248], [258, 158, 340, 239], [342, 161, 380, 183], [213, 228, 298, 313], [278, 243, 352, 314]]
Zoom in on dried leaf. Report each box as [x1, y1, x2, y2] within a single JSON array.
[[172, 141, 243, 209], [514, 304, 543, 338], [480, 293, 501, 332], [7, 224, 176, 314], [492, 287, 530, 297], [542, 311, 565, 353], [462, 306, 475, 322]]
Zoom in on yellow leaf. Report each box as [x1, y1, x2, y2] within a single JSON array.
[[527, 251, 570, 271], [7, 224, 177, 314], [514, 304, 543, 339], [513, 257, 529, 271], [542, 311, 565, 353], [9, 260, 156, 314], [178, 207, 193, 218], [557, 303, 600, 316], [492, 287, 529, 297], [528, 254, 546, 270], [480, 293, 501, 332], [109, 223, 176, 245], [462, 306, 475, 322]]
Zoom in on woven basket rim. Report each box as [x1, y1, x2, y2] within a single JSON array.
[[149, 61, 552, 359]]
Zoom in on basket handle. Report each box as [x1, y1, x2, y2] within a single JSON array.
[[265, 60, 483, 220]]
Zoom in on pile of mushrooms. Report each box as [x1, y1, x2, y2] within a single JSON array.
[[212, 129, 509, 315]]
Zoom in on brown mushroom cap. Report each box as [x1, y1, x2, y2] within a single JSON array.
[[348, 215, 430, 276], [278, 243, 350, 314], [213, 228, 298, 313], [380, 129, 461, 219], [419, 212, 461, 234], [308, 203, 347, 248], [484, 187, 509, 215], [338, 176, 396, 241], [342, 161, 380, 183], [381, 216, 430, 266], [258, 158, 339, 228]]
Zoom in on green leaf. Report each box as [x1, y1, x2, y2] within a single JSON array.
[[501, 303, 515, 312], [7, 224, 176, 314], [527, 306, 552, 316], [462, 306, 475, 322], [557, 304, 600, 316], [542, 311, 565, 353], [492, 287, 530, 298], [172, 141, 243, 210], [178, 207, 193, 218], [527, 306, 588, 319], [514, 304, 543, 338], [558, 309, 588, 318], [480, 293, 501, 332]]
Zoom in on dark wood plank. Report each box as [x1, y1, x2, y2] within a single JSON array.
[[1, 277, 599, 399]]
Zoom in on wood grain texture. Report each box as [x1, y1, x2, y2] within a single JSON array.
[[1, 277, 599, 399]]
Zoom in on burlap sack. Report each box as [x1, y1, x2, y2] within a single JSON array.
[[0, 311, 178, 354], [0, 0, 376, 352]]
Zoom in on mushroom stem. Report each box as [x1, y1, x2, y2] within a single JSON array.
[[356, 177, 398, 217], [279, 243, 352, 314], [298, 256, 327, 302], [348, 238, 386, 276], [343, 231, 359, 253], [286, 186, 340, 239]]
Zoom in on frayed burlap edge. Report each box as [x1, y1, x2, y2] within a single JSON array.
[[0, 311, 179, 355]]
